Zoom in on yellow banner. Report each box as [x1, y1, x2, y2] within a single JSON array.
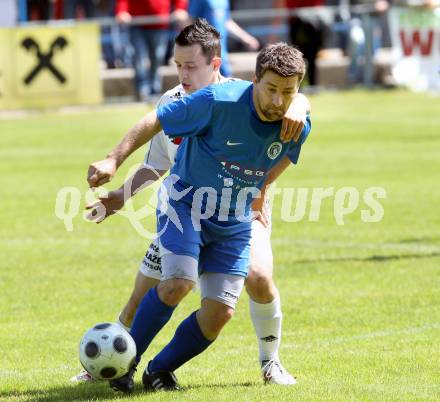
[[0, 23, 102, 109]]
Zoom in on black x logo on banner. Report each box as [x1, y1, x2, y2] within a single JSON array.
[[21, 36, 68, 85]]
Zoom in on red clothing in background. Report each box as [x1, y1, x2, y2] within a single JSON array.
[[116, 0, 187, 28], [285, 0, 323, 7]]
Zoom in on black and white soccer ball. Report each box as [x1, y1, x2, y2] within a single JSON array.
[[79, 322, 136, 380]]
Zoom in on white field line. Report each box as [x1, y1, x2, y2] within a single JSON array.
[[282, 323, 440, 350], [0, 238, 118, 247], [271, 238, 440, 254], [222, 323, 440, 355], [2, 237, 440, 253], [0, 102, 146, 120], [0, 364, 72, 378]]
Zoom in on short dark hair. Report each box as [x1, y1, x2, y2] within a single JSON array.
[[174, 18, 221, 63], [255, 43, 306, 83]]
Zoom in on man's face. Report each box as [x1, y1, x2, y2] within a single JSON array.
[[174, 44, 220, 94], [253, 70, 300, 122]]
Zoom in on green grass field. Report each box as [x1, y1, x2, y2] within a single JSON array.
[[1, 90, 439, 402]]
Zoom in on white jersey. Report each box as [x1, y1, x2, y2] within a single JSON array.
[[144, 77, 236, 171]]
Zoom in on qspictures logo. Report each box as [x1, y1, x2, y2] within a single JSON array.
[[54, 165, 386, 238]]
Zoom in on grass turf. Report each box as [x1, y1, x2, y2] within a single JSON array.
[[0, 89, 439, 401]]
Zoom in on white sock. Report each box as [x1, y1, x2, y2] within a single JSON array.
[[116, 314, 131, 332], [249, 296, 282, 363]]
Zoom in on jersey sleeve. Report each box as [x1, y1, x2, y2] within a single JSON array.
[[144, 133, 172, 171], [156, 87, 215, 139], [286, 114, 312, 164], [142, 92, 176, 170]]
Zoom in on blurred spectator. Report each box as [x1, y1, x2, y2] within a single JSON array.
[[279, 0, 326, 86], [27, 0, 55, 20], [346, 0, 389, 83], [164, 2, 191, 67], [116, 0, 188, 100], [64, 0, 97, 19], [188, 0, 259, 77], [96, 0, 118, 68], [230, 0, 286, 44]]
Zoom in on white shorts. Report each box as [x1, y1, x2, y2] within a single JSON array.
[[138, 239, 162, 281]]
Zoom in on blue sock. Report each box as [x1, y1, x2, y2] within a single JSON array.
[[149, 311, 213, 372], [130, 287, 176, 362]]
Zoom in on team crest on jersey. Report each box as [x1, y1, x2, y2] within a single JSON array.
[[267, 141, 282, 160]]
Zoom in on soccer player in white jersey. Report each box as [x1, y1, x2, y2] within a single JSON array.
[[77, 19, 310, 386]]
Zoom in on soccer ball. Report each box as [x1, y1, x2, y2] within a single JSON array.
[[79, 322, 136, 380]]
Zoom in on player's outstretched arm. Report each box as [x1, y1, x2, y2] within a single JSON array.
[[85, 165, 168, 223], [280, 93, 311, 143], [87, 110, 162, 188]]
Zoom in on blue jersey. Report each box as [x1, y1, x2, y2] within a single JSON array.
[[188, 0, 231, 76], [156, 80, 311, 224]]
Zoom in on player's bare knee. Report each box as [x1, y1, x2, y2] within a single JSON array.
[[249, 259, 273, 278], [157, 278, 194, 306], [214, 305, 234, 325], [245, 265, 278, 303], [246, 265, 273, 290]]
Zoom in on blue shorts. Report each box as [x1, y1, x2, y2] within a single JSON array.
[[156, 198, 252, 278]]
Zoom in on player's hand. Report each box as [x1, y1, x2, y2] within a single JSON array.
[[280, 103, 306, 144], [252, 193, 270, 228], [87, 157, 117, 188], [116, 11, 132, 24], [85, 189, 125, 223]]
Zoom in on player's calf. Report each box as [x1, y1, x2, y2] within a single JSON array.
[[119, 273, 160, 327], [197, 299, 235, 340], [119, 297, 140, 328]]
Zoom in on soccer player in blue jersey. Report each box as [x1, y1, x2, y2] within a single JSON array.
[[87, 42, 311, 392]]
